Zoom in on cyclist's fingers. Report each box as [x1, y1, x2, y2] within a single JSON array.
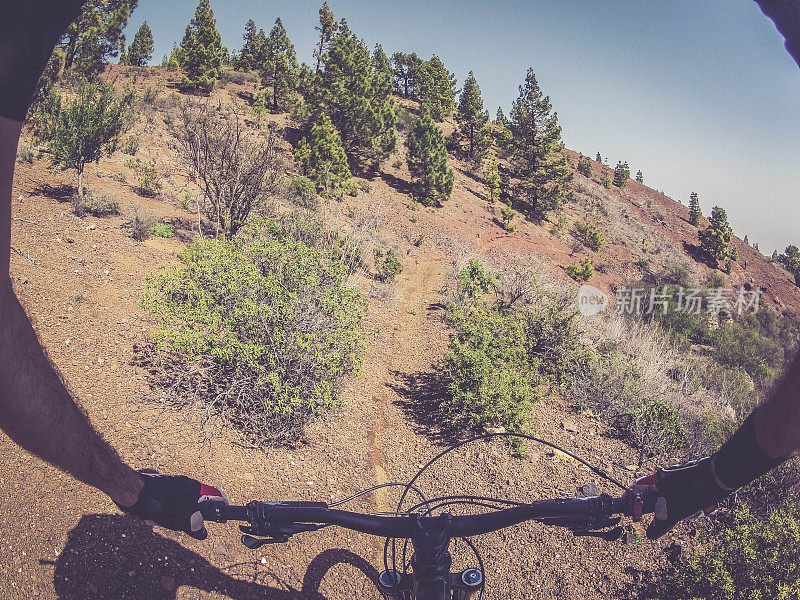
[[654, 496, 668, 521]]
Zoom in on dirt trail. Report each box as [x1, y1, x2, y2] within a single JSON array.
[[0, 73, 696, 598]]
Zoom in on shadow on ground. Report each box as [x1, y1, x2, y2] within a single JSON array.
[[32, 183, 74, 202], [388, 369, 466, 446], [45, 514, 379, 599]]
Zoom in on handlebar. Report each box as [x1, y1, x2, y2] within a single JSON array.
[[200, 489, 659, 541]]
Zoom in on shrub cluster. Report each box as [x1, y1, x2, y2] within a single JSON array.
[[139, 216, 366, 445], [439, 261, 583, 434], [72, 192, 119, 217], [573, 218, 606, 252], [374, 248, 403, 283], [645, 502, 800, 600], [564, 258, 595, 281]]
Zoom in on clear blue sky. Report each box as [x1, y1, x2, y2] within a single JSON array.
[[125, 1, 800, 253]]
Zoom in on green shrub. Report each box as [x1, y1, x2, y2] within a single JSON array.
[[564, 258, 595, 281], [17, 144, 35, 163], [342, 180, 358, 197], [152, 223, 175, 238], [140, 217, 366, 445], [627, 398, 686, 457], [122, 135, 140, 156], [573, 218, 606, 251], [577, 155, 592, 177], [126, 208, 155, 241], [128, 159, 162, 197], [286, 176, 319, 210], [374, 248, 403, 283], [500, 206, 516, 231], [440, 263, 581, 433], [711, 322, 784, 384], [72, 192, 120, 217], [649, 502, 800, 600]]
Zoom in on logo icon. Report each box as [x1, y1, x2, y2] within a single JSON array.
[[577, 285, 609, 317]]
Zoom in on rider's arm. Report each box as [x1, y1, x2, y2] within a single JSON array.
[[636, 349, 799, 539], [0, 115, 144, 507], [0, 1, 227, 537]]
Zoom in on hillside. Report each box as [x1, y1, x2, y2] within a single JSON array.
[[2, 64, 798, 600]]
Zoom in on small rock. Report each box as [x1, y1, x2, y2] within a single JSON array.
[[526, 451, 542, 464], [580, 482, 599, 496], [241, 472, 255, 482], [625, 465, 639, 472], [65, 237, 75, 244], [87, 224, 96, 231], [561, 420, 578, 433], [64, 339, 70, 346], [483, 426, 506, 435], [104, 269, 110, 275]]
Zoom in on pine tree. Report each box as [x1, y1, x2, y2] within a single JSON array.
[[495, 107, 508, 127], [613, 161, 630, 188], [456, 71, 492, 162], [689, 192, 702, 226], [484, 150, 502, 204], [314, 2, 338, 73], [596, 152, 602, 163], [494, 107, 513, 155], [259, 18, 298, 111], [233, 19, 261, 71], [779, 246, 800, 286], [179, 0, 225, 94], [125, 21, 154, 67], [417, 55, 456, 122], [577, 155, 592, 177], [635, 169, 644, 183], [319, 20, 396, 171], [372, 45, 393, 83], [392, 52, 423, 98], [407, 111, 454, 206], [163, 44, 183, 69], [508, 68, 572, 220], [294, 110, 351, 192], [60, 1, 139, 76], [699, 206, 736, 263]]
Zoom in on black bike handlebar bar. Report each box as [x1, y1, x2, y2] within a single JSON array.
[[201, 490, 658, 539]]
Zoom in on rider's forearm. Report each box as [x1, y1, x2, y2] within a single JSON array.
[[0, 116, 141, 507], [752, 349, 800, 459], [712, 349, 800, 490], [0, 284, 143, 507]]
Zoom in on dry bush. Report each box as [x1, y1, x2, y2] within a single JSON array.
[[177, 102, 283, 237]]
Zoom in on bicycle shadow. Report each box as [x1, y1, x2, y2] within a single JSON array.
[[44, 514, 380, 599]]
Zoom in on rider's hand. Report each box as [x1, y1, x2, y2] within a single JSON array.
[[116, 471, 228, 540], [631, 457, 731, 540]]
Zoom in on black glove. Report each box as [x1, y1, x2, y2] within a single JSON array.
[[116, 471, 228, 540], [0, 1, 86, 120], [632, 457, 730, 540]]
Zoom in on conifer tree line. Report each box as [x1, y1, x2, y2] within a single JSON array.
[[30, 0, 580, 215]]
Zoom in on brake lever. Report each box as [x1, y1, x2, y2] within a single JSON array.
[[238, 522, 325, 549]]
